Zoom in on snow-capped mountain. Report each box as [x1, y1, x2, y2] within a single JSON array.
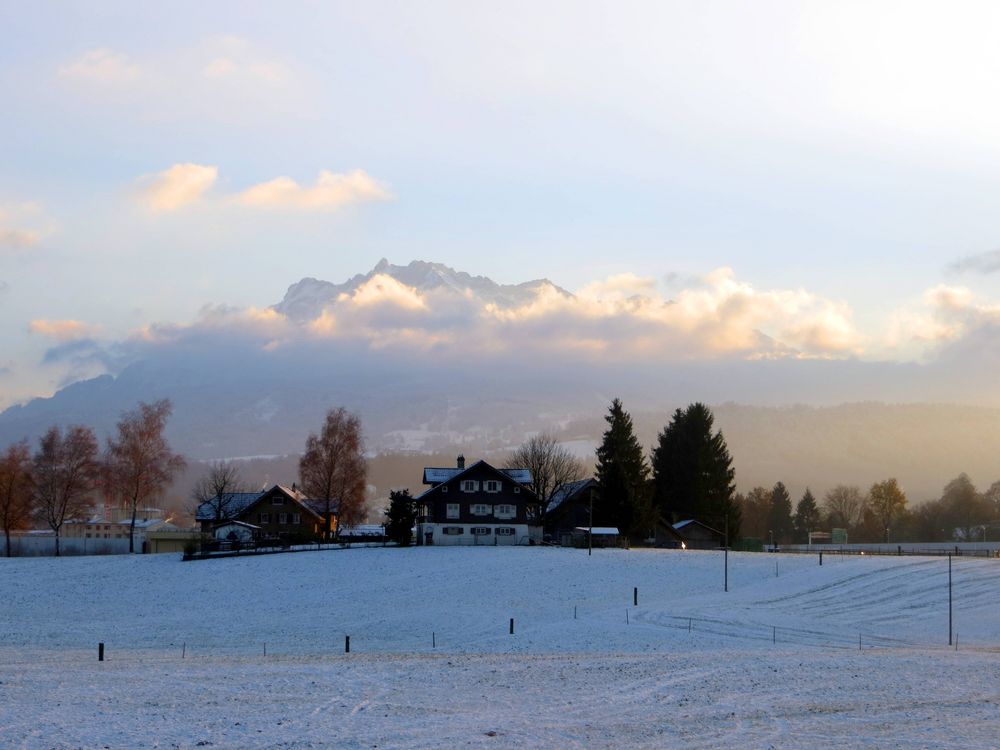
[[274, 259, 571, 321]]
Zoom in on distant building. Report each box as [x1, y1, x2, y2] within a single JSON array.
[[543, 478, 599, 544], [415, 456, 540, 545], [196, 484, 336, 541]]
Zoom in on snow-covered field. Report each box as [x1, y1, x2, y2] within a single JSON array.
[[1, 547, 998, 748]]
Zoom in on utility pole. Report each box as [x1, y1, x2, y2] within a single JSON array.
[[588, 487, 593, 557]]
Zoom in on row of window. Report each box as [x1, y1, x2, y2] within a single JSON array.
[[444, 503, 516, 519], [441, 527, 517, 536], [258, 512, 302, 525], [84, 533, 122, 539], [445, 480, 519, 494]]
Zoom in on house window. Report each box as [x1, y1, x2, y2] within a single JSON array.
[[460, 480, 478, 493], [496, 527, 516, 536], [513, 486, 520, 494], [485, 480, 501, 493], [272, 496, 284, 505], [259, 512, 270, 524], [278, 513, 288, 524], [446, 503, 460, 519], [471, 527, 492, 535], [441, 485, 448, 493], [471, 504, 491, 516], [292, 513, 301, 524], [442, 526, 464, 535], [495, 504, 516, 519]]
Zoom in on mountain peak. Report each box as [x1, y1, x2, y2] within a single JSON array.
[[274, 259, 571, 321]]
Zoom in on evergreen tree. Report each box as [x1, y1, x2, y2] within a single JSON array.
[[651, 402, 739, 543], [766, 481, 793, 544], [594, 398, 651, 538], [384, 489, 416, 546], [792, 488, 821, 542]]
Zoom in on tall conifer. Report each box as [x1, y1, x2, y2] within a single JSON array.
[[594, 399, 651, 538]]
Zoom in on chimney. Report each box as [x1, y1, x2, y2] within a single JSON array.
[[457, 454, 465, 470], [292, 482, 297, 493]]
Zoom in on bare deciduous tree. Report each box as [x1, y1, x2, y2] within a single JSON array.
[[505, 432, 586, 515], [822, 484, 865, 530], [0, 440, 34, 557], [102, 399, 186, 553], [299, 407, 367, 538], [33, 425, 99, 556], [191, 460, 249, 522]]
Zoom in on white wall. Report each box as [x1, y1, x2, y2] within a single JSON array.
[[1, 535, 137, 557]]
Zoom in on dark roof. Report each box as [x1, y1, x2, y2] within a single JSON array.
[[545, 478, 597, 514], [673, 519, 723, 536], [417, 459, 536, 501], [195, 492, 265, 521], [196, 485, 330, 522], [423, 464, 532, 486]]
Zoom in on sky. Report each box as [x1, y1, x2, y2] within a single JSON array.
[[3, 1, 1000, 408]]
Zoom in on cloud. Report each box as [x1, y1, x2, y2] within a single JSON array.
[[948, 249, 1000, 275], [0, 202, 48, 249], [135, 164, 218, 212], [0, 228, 40, 249], [201, 36, 290, 85], [58, 49, 140, 83], [883, 284, 1000, 360], [237, 170, 393, 211], [132, 165, 390, 213], [29, 319, 102, 342]]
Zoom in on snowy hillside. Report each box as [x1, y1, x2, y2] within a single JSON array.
[[2, 548, 999, 748]]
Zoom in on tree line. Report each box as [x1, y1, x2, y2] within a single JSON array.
[[0, 399, 185, 556], [740, 473, 1000, 545], [0, 403, 371, 555]]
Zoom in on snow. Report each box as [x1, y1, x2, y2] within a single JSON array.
[[1, 547, 999, 748]]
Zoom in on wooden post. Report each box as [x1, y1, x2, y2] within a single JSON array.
[[345, 635, 350, 653], [819, 551, 823, 566], [432, 632, 436, 648], [509, 618, 514, 635], [772, 626, 776, 644], [688, 617, 692, 633], [724, 548, 728, 592], [574, 606, 577, 620], [948, 554, 953, 646], [98, 642, 104, 662], [633, 587, 638, 606], [182, 642, 186, 659], [626, 609, 629, 625], [858, 633, 862, 652], [263, 642, 266, 657]]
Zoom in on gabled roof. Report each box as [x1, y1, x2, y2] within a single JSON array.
[[545, 478, 597, 514], [195, 492, 265, 521], [417, 459, 536, 501], [196, 485, 328, 522], [422, 465, 533, 486], [673, 519, 722, 536]]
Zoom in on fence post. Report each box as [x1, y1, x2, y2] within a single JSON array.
[[772, 626, 776, 644], [819, 551, 823, 566], [432, 632, 436, 648], [98, 642, 104, 662], [509, 618, 514, 635], [182, 642, 186, 659], [633, 587, 638, 606], [345, 635, 350, 653]]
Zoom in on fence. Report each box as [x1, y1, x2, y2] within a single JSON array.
[[779, 542, 1000, 558]]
